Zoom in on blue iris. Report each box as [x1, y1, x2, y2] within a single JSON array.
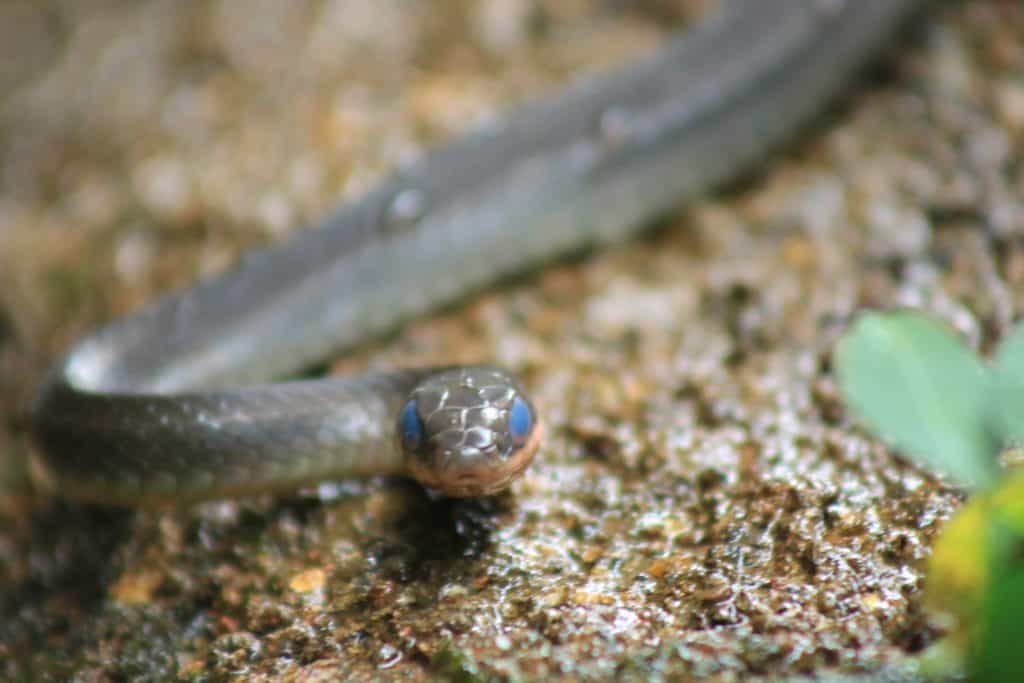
[[508, 396, 532, 444], [399, 399, 424, 450]]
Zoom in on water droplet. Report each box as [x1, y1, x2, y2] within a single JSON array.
[[376, 643, 402, 669], [384, 188, 426, 231]]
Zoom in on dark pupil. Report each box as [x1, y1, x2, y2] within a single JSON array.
[[399, 400, 424, 449], [508, 396, 532, 444]]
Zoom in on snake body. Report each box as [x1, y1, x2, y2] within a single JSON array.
[[33, 0, 924, 505]]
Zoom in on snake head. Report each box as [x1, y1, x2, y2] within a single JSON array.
[[399, 366, 542, 497]]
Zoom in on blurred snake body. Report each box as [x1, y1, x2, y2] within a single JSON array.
[[33, 0, 924, 505]]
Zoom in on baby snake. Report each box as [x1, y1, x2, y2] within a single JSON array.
[[32, 0, 925, 505]]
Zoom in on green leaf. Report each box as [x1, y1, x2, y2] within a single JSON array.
[[968, 517, 1024, 682], [991, 321, 1024, 446], [833, 310, 999, 490]]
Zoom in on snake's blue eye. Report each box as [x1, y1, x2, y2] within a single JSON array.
[[508, 396, 532, 445], [399, 399, 424, 450]]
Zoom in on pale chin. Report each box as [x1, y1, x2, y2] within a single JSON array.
[[410, 421, 544, 498]]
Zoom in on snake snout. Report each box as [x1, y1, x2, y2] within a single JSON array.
[[420, 419, 544, 498]]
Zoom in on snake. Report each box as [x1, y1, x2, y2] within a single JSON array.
[[32, 0, 925, 506]]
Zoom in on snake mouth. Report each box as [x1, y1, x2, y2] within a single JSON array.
[[412, 421, 544, 498]]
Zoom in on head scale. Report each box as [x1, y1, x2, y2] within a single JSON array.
[[398, 366, 542, 497]]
